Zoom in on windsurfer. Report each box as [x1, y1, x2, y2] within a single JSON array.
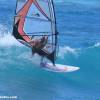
[[30, 36, 48, 55]]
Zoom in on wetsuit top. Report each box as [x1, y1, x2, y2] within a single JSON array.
[[32, 37, 48, 54]]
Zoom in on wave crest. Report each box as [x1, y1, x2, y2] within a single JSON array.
[[0, 34, 23, 47], [58, 46, 78, 58]]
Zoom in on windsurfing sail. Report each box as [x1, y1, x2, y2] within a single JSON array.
[[12, 0, 58, 65]]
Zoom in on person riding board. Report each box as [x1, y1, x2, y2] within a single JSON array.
[[13, 0, 54, 64], [29, 36, 48, 55]]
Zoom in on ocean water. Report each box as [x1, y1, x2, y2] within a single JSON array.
[[0, 0, 100, 100]]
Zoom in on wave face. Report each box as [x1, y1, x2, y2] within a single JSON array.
[[0, 0, 100, 100]]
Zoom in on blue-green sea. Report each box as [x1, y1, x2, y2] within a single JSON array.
[[0, 0, 100, 100]]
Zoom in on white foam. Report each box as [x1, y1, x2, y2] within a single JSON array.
[[0, 24, 8, 35], [0, 24, 23, 47], [0, 34, 24, 47], [58, 46, 78, 58], [18, 51, 41, 66], [0, 24, 79, 62], [94, 42, 100, 47]]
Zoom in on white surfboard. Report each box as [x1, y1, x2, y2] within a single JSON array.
[[41, 63, 80, 72]]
